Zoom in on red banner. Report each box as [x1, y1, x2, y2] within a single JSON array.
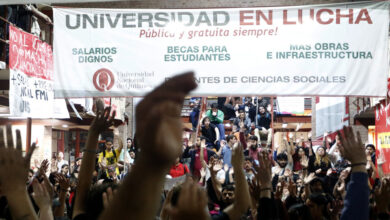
[[9, 25, 53, 80], [375, 79, 390, 174]]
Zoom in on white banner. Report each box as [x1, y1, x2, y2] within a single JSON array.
[[315, 97, 348, 137], [9, 25, 55, 118], [53, 2, 389, 98]]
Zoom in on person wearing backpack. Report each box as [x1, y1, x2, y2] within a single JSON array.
[[98, 137, 123, 178]]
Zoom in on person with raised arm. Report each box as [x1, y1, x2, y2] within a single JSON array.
[[338, 126, 369, 220], [0, 125, 37, 220], [72, 102, 116, 219], [99, 72, 197, 219]]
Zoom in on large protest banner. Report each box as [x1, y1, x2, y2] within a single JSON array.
[[9, 25, 54, 117], [53, 1, 389, 98], [375, 98, 390, 174]]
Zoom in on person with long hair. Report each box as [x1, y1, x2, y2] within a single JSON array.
[[308, 146, 332, 177]]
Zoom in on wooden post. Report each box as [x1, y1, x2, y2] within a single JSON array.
[[75, 130, 80, 158], [26, 117, 32, 152], [58, 131, 65, 153]]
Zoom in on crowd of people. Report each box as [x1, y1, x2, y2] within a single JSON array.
[[0, 72, 389, 220]]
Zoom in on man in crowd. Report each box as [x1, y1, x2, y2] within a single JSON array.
[[189, 100, 200, 131], [218, 134, 237, 168], [206, 103, 225, 141], [241, 97, 257, 122], [256, 105, 271, 131], [57, 151, 68, 173], [98, 137, 123, 178], [233, 109, 252, 132], [182, 136, 216, 180], [200, 116, 220, 150], [60, 164, 70, 178], [366, 144, 376, 165], [245, 135, 262, 161]]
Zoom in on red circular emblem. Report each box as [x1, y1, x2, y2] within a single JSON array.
[[93, 68, 115, 92]]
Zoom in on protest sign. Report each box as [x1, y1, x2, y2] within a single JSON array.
[[54, 1, 389, 98], [9, 25, 54, 117]]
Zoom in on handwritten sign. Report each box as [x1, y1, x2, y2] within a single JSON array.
[[9, 25, 54, 117]]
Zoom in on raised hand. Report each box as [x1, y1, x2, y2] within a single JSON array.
[[337, 126, 366, 169], [103, 187, 117, 209], [200, 167, 206, 179], [38, 159, 49, 177], [300, 155, 309, 169], [274, 181, 285, 200], [0, 125, 36, 193], [256, 151, 272, 189], [287, 178, 297, 198], [98, 73, 199, 220], [31, 179, 51, 209], [304, 173, 316, 185], [248, 177, 261, 203], [90, 99, 116, 134], [56, 174, 70, 191], [327, 168, 333, 176], [308, 132, 312, 140], [0, 125, 38, 220], [231, 142, 244, 169], [339, 168, 350, 181], [213, 160, 223, 172], [200, 139, 206, 149], [166, 178, 209, 220], [136, 72, 197, 166]]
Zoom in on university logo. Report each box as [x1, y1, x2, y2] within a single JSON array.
[[93, 68, 114, 92]]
